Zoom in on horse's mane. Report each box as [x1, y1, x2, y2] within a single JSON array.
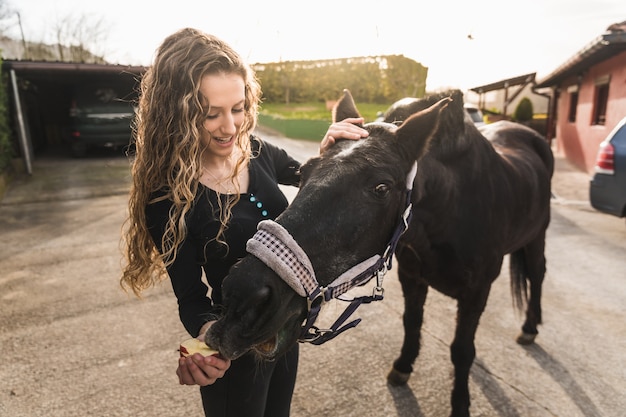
[[383, 90, 464, 127], [383, 89, 481, 158]]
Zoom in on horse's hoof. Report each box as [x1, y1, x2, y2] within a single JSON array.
[[387, 367, 411, 386], [516, 332, 537, 345]]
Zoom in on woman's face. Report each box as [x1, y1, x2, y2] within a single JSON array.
[[199, 72, 246, 159]]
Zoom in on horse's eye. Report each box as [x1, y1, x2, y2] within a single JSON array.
[[373, 183, 390, 197]]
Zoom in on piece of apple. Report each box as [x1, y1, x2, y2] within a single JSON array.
[[179, 338, 219, 357]]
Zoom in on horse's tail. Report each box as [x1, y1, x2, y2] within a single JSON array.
[[509, 249, 529, 312]]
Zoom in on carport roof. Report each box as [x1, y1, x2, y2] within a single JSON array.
[[2, 59, 148, 83], [469, 72, 536, 94], [535, 24, 626, 89]]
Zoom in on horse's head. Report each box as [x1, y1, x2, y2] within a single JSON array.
[[206, 90, 450, 360]]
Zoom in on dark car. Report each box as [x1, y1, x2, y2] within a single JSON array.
[[589, 116, 626, 217], [66, 86, 135, 157]]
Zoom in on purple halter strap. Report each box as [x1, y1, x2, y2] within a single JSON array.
[[246, 162, 417, 345]]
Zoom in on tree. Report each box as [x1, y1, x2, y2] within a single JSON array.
[[0, 56, 12, 173], [0, 0, 15, 34], [383, 55, 428, 99], [0, 1, 14, 172], [254, 55, 427, 105], [514, 97, 533, 122], [0, 5, 110, 62], [52, 13, 108, 63]]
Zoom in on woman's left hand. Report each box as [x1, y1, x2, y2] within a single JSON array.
[[177, 353, 231, 386], [320, 117, 369, 154]]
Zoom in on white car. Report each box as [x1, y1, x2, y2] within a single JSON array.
[[464, 104, 486, 127], [375, 99, 486, 128]]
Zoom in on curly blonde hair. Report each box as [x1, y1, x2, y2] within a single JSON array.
[[121, 28, 261, 296]]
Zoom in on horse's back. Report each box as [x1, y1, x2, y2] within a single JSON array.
[[480, 120, 554, 178], [408, 119, 553, 272], [476, 121, 553, 252]]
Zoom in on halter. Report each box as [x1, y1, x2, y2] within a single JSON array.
[[246, 162, 417, 345]]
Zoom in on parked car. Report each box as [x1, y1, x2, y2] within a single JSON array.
[[464, 103, 486, 127], [66, 86, 135, 157], [589, 116, 626, 217], [374, 101, 486, 127]]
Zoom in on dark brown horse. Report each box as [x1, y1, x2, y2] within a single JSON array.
[[207, 89, 554, 417]]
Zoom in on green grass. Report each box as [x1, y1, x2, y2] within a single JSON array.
[[257, 101, 391, 141], [259, 101, 389, 123]]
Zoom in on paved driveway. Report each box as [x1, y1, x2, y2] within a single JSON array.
[[1, 133, 624, 417]]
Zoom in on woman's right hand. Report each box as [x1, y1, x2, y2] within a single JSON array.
[[177, 322, 230, 386], [319, 117, 369, 154], [177, 352, 231, 386]]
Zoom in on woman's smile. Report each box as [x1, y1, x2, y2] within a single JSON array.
[[212, 135, 235, 146]]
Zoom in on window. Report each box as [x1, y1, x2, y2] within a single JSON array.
[[592, 75, 610, 126], [567, 85, 578, 122]]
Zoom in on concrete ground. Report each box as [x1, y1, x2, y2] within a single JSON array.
[[0, 128, 594, 206], [1, 129, 622, 417]]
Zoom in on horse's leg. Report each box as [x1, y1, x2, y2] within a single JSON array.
[[449, 287, 491, 417], [515, 231, 547, 345], [387, 250, 428, 386]]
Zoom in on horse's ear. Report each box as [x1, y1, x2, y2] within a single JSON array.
[[332, 89, 362, 125], [395, 97, 451, 159]]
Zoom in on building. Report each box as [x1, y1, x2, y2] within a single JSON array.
[[535, 20, 626, 173]]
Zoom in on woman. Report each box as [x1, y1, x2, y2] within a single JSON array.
[[120, 28, 368, 417]]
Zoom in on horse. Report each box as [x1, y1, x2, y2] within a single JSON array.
[[207, 89, 554, 417]]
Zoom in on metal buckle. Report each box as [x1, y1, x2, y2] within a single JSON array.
[[306, 288, 325, 312], [301, 326, 333, 343], [375, 267, 387, 289], [312, 326, 333, 338], [373, 285, 385, 298]]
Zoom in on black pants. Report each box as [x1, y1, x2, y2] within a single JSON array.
[[200, 344, 299, 417]]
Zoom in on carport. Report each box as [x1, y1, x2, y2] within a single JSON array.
[[469, 72, 537, 116], [3, 60, 146, 173]]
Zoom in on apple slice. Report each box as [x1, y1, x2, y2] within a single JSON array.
[[179, 338, 219, 357]]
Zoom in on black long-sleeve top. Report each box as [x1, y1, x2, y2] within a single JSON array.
[[146, 136, 300, 337]]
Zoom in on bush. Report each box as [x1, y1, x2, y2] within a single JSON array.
[[514, 97, 533, 122], [0, 57, 13, 173]]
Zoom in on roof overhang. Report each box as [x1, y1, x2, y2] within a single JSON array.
[[2, 60, 148, 83], [469, 72, 536, 94], [535, 31, 626, 88]]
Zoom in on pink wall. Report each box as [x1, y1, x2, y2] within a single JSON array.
[[554, 51, 626, 173]]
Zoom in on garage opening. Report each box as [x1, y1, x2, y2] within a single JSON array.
[[3, 60, 146, 170]]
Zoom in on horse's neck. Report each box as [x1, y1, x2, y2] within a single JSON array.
[[428, 124, 477, 159], [422, 126, 497, 192]]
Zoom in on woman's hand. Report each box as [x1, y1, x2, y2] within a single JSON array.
[[177, 352, 231, 386], [320, 117, 369, 154], [176, 321, 230, 386]]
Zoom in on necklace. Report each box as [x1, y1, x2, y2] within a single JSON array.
[[203, 165, 237, 194]]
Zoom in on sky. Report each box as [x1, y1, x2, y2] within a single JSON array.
[[6, 0, 626, 92]]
